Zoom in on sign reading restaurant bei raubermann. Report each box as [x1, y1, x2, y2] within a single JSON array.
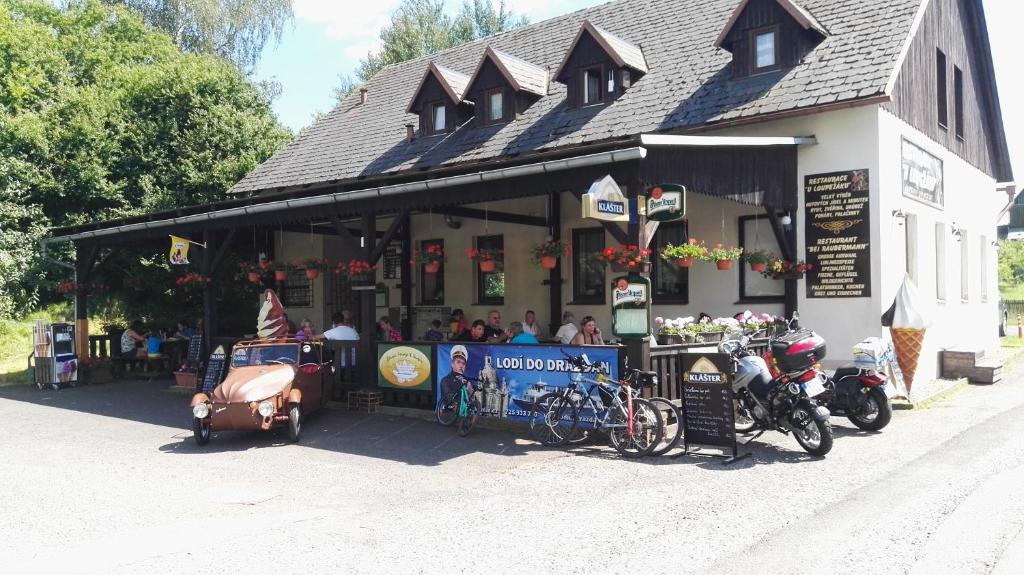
[[804, 170, 871, 298], [582, 175, 630, 222]]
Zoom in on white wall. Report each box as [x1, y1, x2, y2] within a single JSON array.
[[275, 231, 326, 330]]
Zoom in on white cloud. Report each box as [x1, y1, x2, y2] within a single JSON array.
[[293, 0, 401, 47]]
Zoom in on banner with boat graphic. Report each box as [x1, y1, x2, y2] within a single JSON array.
[[435, 343, 622, 421], [377, 344, 433, 391]]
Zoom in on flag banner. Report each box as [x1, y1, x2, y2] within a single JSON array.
[[169, 235, 190, 265]]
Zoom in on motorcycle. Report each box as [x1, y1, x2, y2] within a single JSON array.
[[721, 318, 834, 457]]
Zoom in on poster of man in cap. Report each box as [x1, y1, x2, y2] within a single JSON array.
[[438, 344, 472, 401]]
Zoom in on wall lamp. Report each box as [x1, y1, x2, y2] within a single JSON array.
[[951, 222, 963, 242], [891, 209, 907, 220], [779, 212, 792, 226]]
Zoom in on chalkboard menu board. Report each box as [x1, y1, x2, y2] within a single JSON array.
[[805, 169, 871, 298], [50, 323, 75, 357], [201, 345, 227, 394], [383, 242, 402, 280], [186, 334, 203, 364], [680, 353, 736, 454]]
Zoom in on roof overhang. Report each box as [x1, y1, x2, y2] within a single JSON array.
[[639, 134, 817, 146], [405, 62, 469, 114], [714, 0, 828, 49], [553, 20, 648, 80]]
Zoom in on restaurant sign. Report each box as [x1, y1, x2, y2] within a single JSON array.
[[582, 175, 630, 222], [377, 344, 433, 391], [901, 138, 944, 208], [804, 170, 871, 298], [645, 184, 686, 222]]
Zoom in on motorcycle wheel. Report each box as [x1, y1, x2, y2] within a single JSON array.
[[792, 405, 833, 457], [608, 398, 664, 458], [847, 387, 892, 431], [733, 399, 756, 433]]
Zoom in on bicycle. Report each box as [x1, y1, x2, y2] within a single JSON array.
[[435, 374, 482, 437], [529, 351, 664, 458]]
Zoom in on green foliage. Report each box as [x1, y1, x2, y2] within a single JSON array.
[[998, 240, 1024, 296], [0, 0, 291, 317], [352, 0, 527, 84], [100, 0, 294, 71]]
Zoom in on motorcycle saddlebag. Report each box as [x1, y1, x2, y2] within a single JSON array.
[[770, 329, 827, 373]]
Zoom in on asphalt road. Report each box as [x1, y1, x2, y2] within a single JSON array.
[[1, 372, 1023, 574]]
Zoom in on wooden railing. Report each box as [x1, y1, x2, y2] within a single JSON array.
[[321, 340, 363, 400]]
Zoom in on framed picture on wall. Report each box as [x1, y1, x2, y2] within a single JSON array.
[[375, 285, 388, 308], [739, 215, 784, 301]]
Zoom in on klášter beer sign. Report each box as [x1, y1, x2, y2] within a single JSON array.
[[804, 170, 871, 298]]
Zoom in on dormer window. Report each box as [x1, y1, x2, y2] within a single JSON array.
[[583, 68, 602, 105], [406, 62, 472, 139], [753, 27, 778, 70], [431, 102, 446, 134], [486, 89, 504, 123]]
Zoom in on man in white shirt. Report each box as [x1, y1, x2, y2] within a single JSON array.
[[323, 311, 359, 368], [553, 311, 578, 344]]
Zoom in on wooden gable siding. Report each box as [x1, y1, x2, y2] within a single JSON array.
[[557, 31, 626, 106], [722, 0, 819, 77], [410, 74, 472, 133], [884, 0, 1004, 180], [466, 59, 513, 125]]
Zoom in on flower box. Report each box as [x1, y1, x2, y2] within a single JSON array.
[[173, 371, 197, 389], [697, 331, 725, 343], [657, 334, 684, 346]]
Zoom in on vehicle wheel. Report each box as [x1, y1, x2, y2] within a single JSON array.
[[287, 403, 302, 442], [529, 392, 578, 447], [457, 397, 480, 437], [435, 391, 459, 427], [609, 398, 664, 458], [733, 399, 757, 433], [648, 397, 682, 456], [192, 417, 211, 446], [848, 388, 892, 431], [792, 408, 833, 457]]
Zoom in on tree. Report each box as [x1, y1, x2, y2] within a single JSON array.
[[0, 0, 292, 316], [350, 0, 527, 86], [100, 0, 293, 70]]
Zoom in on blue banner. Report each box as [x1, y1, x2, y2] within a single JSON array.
[[436, 343, 621, 422]]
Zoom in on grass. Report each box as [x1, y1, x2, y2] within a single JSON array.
[[0, 304, 73, 385], [1000, 336, 1024, 348], [1000, 284, 1024, 301]]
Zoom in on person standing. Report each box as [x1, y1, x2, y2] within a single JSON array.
[[571, 316, 605, 346], [484, 310, 509, 343], [552, 311, 578, 345]]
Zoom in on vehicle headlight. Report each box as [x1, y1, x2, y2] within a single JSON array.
[[257, 400, 275, 417], [192, 403, 210, 419]]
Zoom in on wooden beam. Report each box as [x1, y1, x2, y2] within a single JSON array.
[[369, 209, 409, 264], [764, 207, 794, 262], [88, 247, 121, 277], [433, 206, 548, 228], [328, 215, 362, 254], [210, 228, 237, 273], [548, 191, 562, 337]]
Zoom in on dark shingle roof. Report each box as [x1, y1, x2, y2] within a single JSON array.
[[405, 63, 470, 112], [232, 0, 920, 195], [480, 47, 549, 97]]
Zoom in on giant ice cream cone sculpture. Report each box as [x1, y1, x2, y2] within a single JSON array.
[[884, 276, 931, 395]]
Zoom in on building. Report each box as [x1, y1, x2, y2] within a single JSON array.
[[50, 0, 1015, 388]]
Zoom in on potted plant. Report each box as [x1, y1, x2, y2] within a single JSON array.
[[530, 240, 568, 270], [299, 258, 328, 280], [412, 244, 445, 273], [340, 259, 377, 287], [595, 245, 652, 273], [175, 272, 212, 292], [702, 244, 744, 270], [692, 319, 729, 342], [764, 258, 812, 280], [743, 249, 774, 273], [660, 238, 707, 268], [238, 261, 262, 283], [269, 261, 291, 282], [654, 316, 694, 345], [465, 247, 504, 272]]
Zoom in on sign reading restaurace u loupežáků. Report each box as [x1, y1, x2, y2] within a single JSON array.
[[804, 170, 871, 298]]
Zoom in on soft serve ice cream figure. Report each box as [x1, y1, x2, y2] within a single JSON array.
[[884, 276, 931, 395]]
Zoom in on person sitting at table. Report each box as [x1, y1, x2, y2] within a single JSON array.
[[508, 321, 538, 344], [522, 310, 542, 338], [571, 316, 605, 346], [378, 317, 402, 342], [120, 321, 147, 359], [295, 318, 320, 341], [484, 310, 509, 343], [282, 313, 298, 336], [324, 311, 359, 370], [449, 308, 469, 339], [146, 328, 165, 358], [452, 320, 487, 342], [424, 319, 445, 342], [552, 311, 578, 344], [174, 319, 194, 339]]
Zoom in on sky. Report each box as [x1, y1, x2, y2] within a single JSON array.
[[254, 0, 1021, 182]]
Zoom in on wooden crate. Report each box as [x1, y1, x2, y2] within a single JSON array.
[[347, 390, 382, 413]]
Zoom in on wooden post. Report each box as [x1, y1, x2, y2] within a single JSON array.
[[201, 230, 217, 355], [360, 213, 377, 387], [400, 215, 413, 340], [784, 209, 799, 322], [548, 191, 562, 337], [625, 184, 650, 371], [73, 242, 97, 358]]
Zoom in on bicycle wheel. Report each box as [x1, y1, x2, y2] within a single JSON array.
[[529, 392, 578, 447], [457, 396, 480, 437], [435, 391, 459, 427], [608, 397, 664, 458], [648, 397, 682, 456]]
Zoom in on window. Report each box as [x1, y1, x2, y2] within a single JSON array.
[[905, 213, 918, 284], [419, 239, 444, 305], [935, 223, 946, 301], [754, 29, 777, 70], [475, 235, 504, 305], [954, 65, 964, 140], [572, 228, 605, 303], [980, 234, 988, 302], [651, 222, 689, 304], [485, 89, 504, 123], [937, 49, 948, 128], [583, 67, 601, 105], [432, 103, 446, 133], [961, 230, 969, 302], [739, 216, 784, 301], [280, 270, 312, 308]]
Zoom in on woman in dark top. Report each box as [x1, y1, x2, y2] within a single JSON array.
[[571, 316, 605, 346], [452, 320, 487, 342]]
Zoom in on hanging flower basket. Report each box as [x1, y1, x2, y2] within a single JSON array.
[[274, 270, 288, 281], [702, 244, 743, 271], [297, 258, 328, 280], [247, 272, 261, 283], [412, 244, 445, 274], [424, 261, 441, 274], [750, 263, 766, 273], [595, 245, 651, 273], [175, 272, 212, 292], [661, 239, 707, 269], [677, 257, 694, 268], [716, 259, 733, 270], [743, 249, 774, 274], [530, 240, 569, 269], [465, 247, 504, 272], [340, 259, 377, 287], [763, 259, 812, 280]]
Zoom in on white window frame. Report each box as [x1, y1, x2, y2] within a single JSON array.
[[488, 90, 503, 122], [755, 30, 777, 69], [583, 68, 601, 105], [935, 222, 946, 302], [432, 103, 446, 133]]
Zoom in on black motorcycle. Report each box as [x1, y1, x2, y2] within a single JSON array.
[[821, 367, 893, 431]]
